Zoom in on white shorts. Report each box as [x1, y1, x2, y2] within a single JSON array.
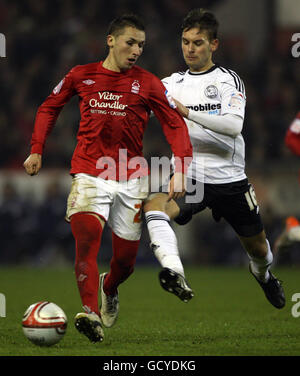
[[66, 173, 149, 241]]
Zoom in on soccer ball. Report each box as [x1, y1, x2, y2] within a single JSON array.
[[22, 301, 67, 346]]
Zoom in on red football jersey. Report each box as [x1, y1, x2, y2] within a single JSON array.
[[285, 111, 300, 157], [30, 61, 192, 180]]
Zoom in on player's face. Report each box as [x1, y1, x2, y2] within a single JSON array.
[[181, 28, 218, 72], [107, 26, 145, 72]]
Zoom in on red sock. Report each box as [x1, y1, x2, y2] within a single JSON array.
[[70, 213, 103, 315], [104, 232, 140, 296]]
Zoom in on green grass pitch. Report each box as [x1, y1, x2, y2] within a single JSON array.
[[0, 265, 300, 356]]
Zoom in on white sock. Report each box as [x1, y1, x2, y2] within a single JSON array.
[[248, 239, 273, 283], [145, 210, 185, 276]]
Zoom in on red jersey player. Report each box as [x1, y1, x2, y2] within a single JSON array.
[[274, 111, 300, 254], [23, 14, 192, 343], [285, 111, 300, 158]]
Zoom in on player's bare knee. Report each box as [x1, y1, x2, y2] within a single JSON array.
[[143, 193, 169, 212], [144, 193, 180, 220], [165, 200, 180, 220]]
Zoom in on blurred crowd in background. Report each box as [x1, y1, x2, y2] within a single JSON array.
[[0, 0, 299, 265]]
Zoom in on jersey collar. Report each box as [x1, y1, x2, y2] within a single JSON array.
[[188, 64, 218, 76]]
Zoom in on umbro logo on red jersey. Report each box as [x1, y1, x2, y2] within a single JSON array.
[[82, 79, 95, 85]]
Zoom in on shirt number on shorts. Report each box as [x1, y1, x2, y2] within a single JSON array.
[[244, 185, 258, 211], [133, 203, 142, 223]]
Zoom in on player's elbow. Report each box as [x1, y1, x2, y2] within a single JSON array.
[[226, 115, 243, 137], [229, 125, 242, 137]]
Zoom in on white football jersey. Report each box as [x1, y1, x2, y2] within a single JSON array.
[[163, 65, 247, 184]]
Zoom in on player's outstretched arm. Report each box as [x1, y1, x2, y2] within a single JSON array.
[[23, 153, 42, 176], [173, 97, 243, 137]]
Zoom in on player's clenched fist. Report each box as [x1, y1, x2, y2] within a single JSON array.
[[168, 172, 187, 201], [172, 98, 189, 118], [23, 153, 42, 176]]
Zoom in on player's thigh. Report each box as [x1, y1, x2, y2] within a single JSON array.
[[87, 213, 106, 228], [109, 177, 149, 241], [172, 178, 208, 225], [66, 173, 114, 222], [145, 177, 206, 224]]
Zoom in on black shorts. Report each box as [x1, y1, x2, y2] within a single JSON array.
[[174, 178, 264, 237]]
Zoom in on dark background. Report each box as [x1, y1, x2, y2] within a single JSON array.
[[0, 0, 299, 266]]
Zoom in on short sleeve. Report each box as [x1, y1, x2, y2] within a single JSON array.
[[220, 76, 246, 119]]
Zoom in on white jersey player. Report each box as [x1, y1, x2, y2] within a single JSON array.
[[144, 8, 285, 309], [164, 65, 246, 184]]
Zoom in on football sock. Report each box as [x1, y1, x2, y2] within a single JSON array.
[[70, 213, 103, 315], [104, 232, 140, 296], [248, 239, 273, 283], [145, 210, 185, 276]]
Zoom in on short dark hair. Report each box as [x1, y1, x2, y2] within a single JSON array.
[[181, 9, 219, 41], [107, 14, 145, 37]]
